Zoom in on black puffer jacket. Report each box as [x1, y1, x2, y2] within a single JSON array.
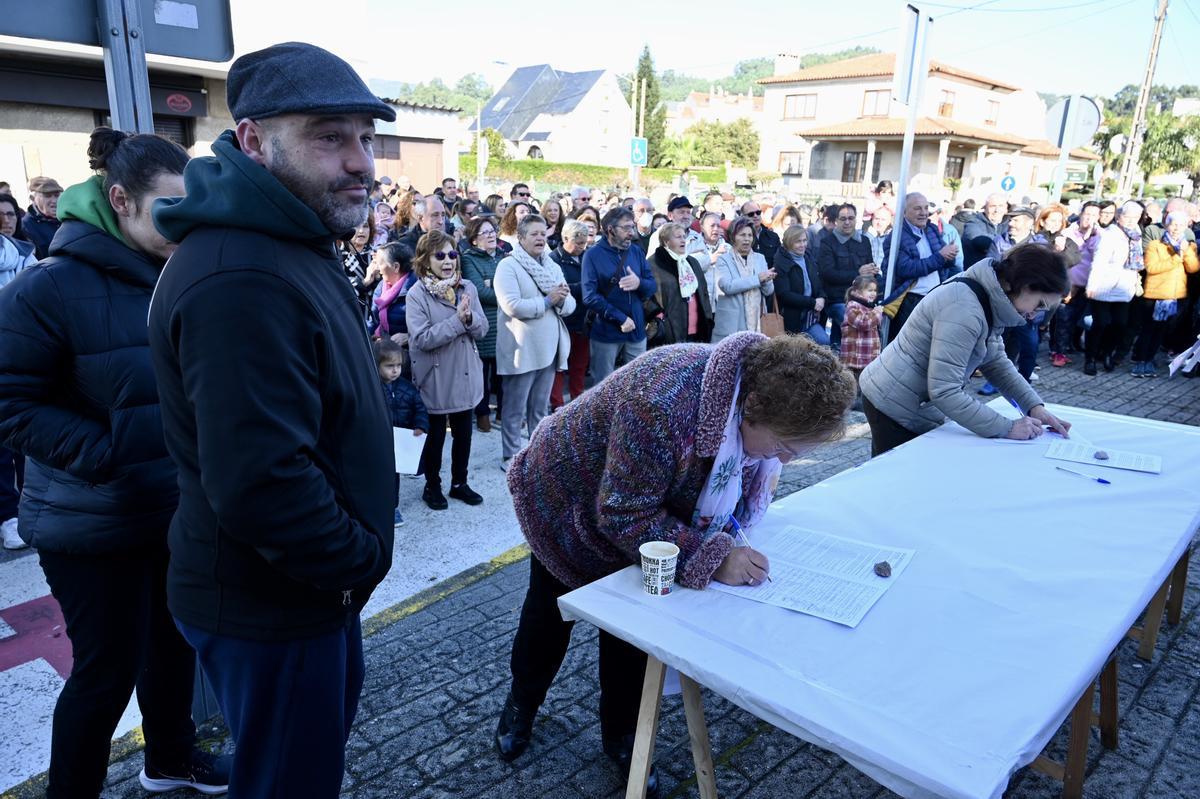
[[0, 220, 177, 552]]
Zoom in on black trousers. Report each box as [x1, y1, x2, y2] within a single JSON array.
[[509, 556, 646, 740], [38, 546, 196, 798], [476, 357, 504, 418], [0, 447, 22, 521], [862, 395, 920, 458], [1132, 297, 1174, 363], [1086, 300, 1131, 362], [887, 292, 925, 344], [421, 409, 473, 488]]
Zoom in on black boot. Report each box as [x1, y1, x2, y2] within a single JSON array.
[[1103, 354, 1115, 373], [603, 734, 660, 798], [495, 693, 535, 762], [1083, 358, 1097, 376]]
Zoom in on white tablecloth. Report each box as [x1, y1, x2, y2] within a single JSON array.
[[558, 403, 1200, 799]]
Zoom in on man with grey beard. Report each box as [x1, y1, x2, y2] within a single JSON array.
[[147, 42, 395, 797]]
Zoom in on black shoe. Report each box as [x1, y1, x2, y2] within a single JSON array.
[[1084, 358, 1097, 376], [1102, 355, 1114, 373], [448, 483, 483, 506], [495, 693, 535, 762], [603, 734, 660, 798], [422, 484, 448, 510], [140, 749, 231, 795]]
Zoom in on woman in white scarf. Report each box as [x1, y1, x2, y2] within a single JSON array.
[[711, 216, 776, 343], [494, 214, 576, 470], [646, 222, 714, 346]]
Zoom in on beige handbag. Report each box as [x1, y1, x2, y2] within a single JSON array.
[[760, 294, 786, 338]]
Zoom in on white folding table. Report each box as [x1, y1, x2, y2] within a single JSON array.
[[559, 403, 1199, 799]]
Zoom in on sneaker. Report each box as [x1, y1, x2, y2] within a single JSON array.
[[1146, 361, 1159, 378], [448, 483, 483, 506], [1029, 371, 1040, 382], [500, 458, 511, 473], [393, 508, 405, 527], [977, 382, 999, 396], [140, 750, 231, 795], [1051, 353, 1069, 368], [2, 517, 26, 550], [1131, 361, 1145, 378], [422, 484, 448, 511]]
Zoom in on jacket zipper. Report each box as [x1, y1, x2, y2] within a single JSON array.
[[342, 589, 352, 606]]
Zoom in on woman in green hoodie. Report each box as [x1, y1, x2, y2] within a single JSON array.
[[0, 128, 229, 797]]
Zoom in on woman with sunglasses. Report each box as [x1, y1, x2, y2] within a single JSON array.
[[406, 229, 488, 510], [859, 243, 1072, 456]]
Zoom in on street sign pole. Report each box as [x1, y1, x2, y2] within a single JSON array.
[[97, 0, 155, 133], [880, 4, 932, 348], [1049, 95, 1081, 204]]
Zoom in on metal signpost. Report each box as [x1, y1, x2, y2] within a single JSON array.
[[880, 4, 932, 348], [1043, 95, 1101, 203], [1, 0, 233, 133]]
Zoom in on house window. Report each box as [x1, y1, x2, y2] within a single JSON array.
[[778, 151, 805, 175], [938, 89, 956, 118], [861, 90, 889, 118], [842, 151, 868, 182], [94, 112, 194, 148], [783, 94, 817, 120], [985, 100, 1000, 127], [527, 145, 544, 160], [944, 156, 965, 180]]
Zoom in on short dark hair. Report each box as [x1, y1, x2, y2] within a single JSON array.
[[600, 206, 634, 236], [994, 242, 1070, 296], [0, 193, 22, 237], [837, 203, 857, 219], [379, 242, 414, 272], [372, 337, 405, 365], [442, 177, 456, 187], [510, 182, 530, 198], [726, 215, 757, 245], [462, 214, 498, 245], [962, 198, 976, 209], [1080, 200, 1101, 213], [823, 204, 840, 223], [87, 126, 188, 205], [874, 180, 893, 194]]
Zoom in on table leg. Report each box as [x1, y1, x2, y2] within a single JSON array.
[[625, 655, 667, 799], [1166, 550, 1189, 626], [680, 674, 719, 799], [1099, 658, 1118, 750], [1062, 680, 1095, 799], [1133, 578, 1171, 661]]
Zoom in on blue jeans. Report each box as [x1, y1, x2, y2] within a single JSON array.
[[177, 617, 364, 798], [1004, 318, 1040, 380], [589, 337, 647, 384], [803, 322, 830, 346], [825, 302, 846, 347]]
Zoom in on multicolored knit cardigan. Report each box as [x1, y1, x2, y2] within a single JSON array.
[[507, 331, 766, 589]]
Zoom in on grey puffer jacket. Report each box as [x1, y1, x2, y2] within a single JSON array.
[[860, 259, 1042, 439]]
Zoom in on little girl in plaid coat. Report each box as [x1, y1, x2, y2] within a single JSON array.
[[840, 276, 883, 376]]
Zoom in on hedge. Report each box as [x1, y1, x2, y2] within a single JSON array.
[[458, 156, 725, 191]]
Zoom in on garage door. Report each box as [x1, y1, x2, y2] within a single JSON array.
[[373, 136, 444, 195]]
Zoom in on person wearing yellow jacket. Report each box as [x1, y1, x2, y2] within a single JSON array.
[[1132, 211, 1200, 377]]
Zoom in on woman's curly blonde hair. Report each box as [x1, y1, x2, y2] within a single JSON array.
[[740, 334, 857, 442]]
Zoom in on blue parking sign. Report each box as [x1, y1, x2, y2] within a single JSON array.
[[630, 137, 648, 167]]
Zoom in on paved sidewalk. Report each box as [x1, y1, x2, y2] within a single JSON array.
[[7, 354, 1200, 799]]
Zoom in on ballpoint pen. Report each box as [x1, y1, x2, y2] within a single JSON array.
[[728, 516, 772, 582], [1055, 466, 1111, 485]]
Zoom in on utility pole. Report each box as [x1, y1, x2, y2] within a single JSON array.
[[628, 77, 639, 188], [1117, 0, 1169, 198], [639, 78, 647, 141]]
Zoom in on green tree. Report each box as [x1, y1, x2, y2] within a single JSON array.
[[470, 128, 510, 164], [657, 47, 880, 102], [685, 119, 760, 168], [659, 135, 701, 168], [373, 74, 494, 119], [1107, 84, 1200, 118], [629, 46, 668, 167], [1137, 112, 1200, 198]]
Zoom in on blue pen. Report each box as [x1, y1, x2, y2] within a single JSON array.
[[728, 517, 772, 582], [1056, 466, 1111, 485]]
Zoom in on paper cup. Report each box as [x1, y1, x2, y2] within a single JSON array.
[[639, 541, 680, 596]]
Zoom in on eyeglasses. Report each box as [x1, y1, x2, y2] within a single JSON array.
[[433, 251, 459, 261], [837, 216, 856, 223], [744, 210, 762, 218], [515, 192, 531, 198], [615, 224, 637, 232]]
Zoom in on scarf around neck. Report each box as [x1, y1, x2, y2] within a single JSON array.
[[420, 269, 460, 304], [1163, 228, 1185, 255], [510, 244, 563, 295], [692, 371, 782, 540], [1120, 225, 1144, 270], [664, 247, 699, 299]]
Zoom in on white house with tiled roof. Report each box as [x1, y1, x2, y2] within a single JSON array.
[[757, 53, 1099, 203]]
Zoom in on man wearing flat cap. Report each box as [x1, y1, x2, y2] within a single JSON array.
[[22, 176, 64, 259], [147, 42, 395, 797]]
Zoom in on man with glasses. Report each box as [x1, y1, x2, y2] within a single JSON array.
[[397, 196, 453, 250], [740, 200, 780, 265], [818, 203, 876, 351], [570, 186, 590, 213], [881, 192, 960, 340], [511, 183, 532, 202], [22, 176, 64, 259], [582, 207, 657, 383]]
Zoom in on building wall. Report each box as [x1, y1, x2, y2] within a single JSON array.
[[193, 79, 234, 156], [377, 105, 462, 184], [0, 101, 104, 203]]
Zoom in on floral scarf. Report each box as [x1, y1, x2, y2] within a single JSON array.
[[1120, 224, 1144, 271], [728, 251, 762, 333], [420, 270, 460, 304], [692, 372, 782, 540], [665, 247, 699, 299]]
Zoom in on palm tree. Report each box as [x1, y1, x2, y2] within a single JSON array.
[[660, 135, 700, 169]]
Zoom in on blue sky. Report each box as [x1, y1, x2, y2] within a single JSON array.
[[361, 0, 1198, 100]]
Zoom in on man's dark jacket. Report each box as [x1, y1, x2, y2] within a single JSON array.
[[817, 232, 874, 302], [149, 130, 394, 641], [753, 226, 782, 265], [21, 206, 60, 260]]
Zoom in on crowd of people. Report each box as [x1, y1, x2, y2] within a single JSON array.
[[0, 38, 1197, 799]]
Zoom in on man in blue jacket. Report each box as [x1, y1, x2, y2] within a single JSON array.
[[147, 43, 395, 798], [582, 207, 657, 383], [881, 192, 960, 341]]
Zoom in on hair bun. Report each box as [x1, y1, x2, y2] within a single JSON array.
[[87, 127, 131, 171]]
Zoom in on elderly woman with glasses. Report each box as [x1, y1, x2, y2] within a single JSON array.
[[859, 244, 1072, 456], [711, 216, 776, 343], [405, 230, 488, 510]]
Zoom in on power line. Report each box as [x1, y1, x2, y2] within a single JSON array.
[[923, 0, 1108, 11]]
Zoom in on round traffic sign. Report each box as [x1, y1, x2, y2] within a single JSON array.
[[1000, 175, 1016, 192]]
